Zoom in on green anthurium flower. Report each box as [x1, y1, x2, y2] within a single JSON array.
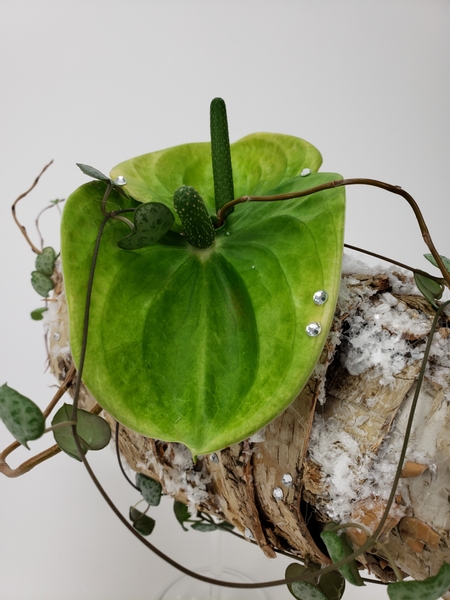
[[109, 133, 323, 230], [61, 134, 345, 458]]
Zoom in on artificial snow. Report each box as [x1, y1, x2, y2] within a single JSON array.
[[339, 254, 429, 386], [306, 254, 450, 523], [307, 409, 431, 523], [138, 443, 212, 515], [248, 428, 266, 443]]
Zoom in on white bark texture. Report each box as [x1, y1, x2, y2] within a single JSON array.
[[47, 264, 450, 590]]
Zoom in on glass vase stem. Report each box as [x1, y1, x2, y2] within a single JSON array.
[[209, 529, 223, 600]]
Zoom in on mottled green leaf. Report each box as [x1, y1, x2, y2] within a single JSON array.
[[0, 384, 45, 448], [30, 307, 48, 321], [135, 473, 162, 506], [31, 271, 54, 297], [62, 140, 344, 457], [286, 563, 328, 600], [77, 163, 111, 183], [118, 202, 174, 250], [191, 521, 217, 532], [174, 500, 190, 531], [217, 520, 234, 531], [51, 403, 111, 461], [388, 562, 450, 600], [35, 247, 56, 276], [129, 507, 155, 536], [318, 571, 346, 600], [320, 530, 365, 587], [414, 272, 443, 309], [424, 253, 450, 274]]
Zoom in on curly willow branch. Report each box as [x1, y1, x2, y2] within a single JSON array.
[[11, 160, 54, 255]]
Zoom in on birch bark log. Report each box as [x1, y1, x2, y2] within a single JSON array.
[[47, 259, 450, 592]]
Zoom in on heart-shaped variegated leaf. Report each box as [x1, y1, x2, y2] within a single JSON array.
[[35, 247, 56, 276], [61, 135, 345, 457], [0, 384, 45, 448], [118, 202, 174, 249]]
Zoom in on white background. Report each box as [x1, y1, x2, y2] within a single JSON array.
[[1, 1, 449, 599]]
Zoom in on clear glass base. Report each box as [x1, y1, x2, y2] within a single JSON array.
[[159, 567, 270, 600]]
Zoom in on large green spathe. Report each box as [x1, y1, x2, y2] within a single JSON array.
[[61, 133, 345, 457]]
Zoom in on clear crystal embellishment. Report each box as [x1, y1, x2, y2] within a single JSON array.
[[244, 527, 254, 540], [272, 487, 284, 500], [313, 290, 328, 305], [114, 175, 127, 186], [53, 332, 60, 341], [300, 168, 311, 176], [306, 322, 321, 337], [282, 473, 293, 486], [209, 453, 219, 463]]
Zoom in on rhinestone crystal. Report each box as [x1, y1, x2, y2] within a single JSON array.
[[209, 453, 219, 463], [300, 168, 311, 176], [53, 332, 60, 341], [313, 290, 328, 305], [429, 463, 438, 482], [306, 322, 321, 337], [244, 527, 255, 540], [114, 175, 127, 186], [272, 487, 284, 500], [281, 473, 293, 486]]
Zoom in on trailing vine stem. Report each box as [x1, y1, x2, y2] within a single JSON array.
[[115, 421, 140, 491], [216, 178, 450, 288], [69, 212, 111, 425], [35, 198, 65, 251], [196, 512, 387, 585], [344, 243, 445, 284], [100, 183, 113, 216], [100, 182, 134, 229], [325, 522, 404, 583]]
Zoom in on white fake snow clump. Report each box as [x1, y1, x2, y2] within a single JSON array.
[[307, 254, 450, 523]]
